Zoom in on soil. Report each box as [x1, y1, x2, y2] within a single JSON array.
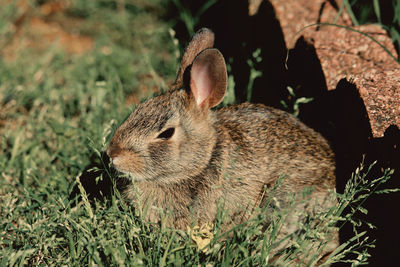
[[1, 0, 93, 61]]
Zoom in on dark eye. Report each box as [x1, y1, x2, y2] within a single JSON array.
[[157, 128, 175, 140]]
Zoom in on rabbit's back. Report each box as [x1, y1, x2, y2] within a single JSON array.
[[215, 103, 336, 194], [214, 103, 338, 252]]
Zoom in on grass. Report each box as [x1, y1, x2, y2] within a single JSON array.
[[343, 0, 400, 55], [0, 0, 398, 266]]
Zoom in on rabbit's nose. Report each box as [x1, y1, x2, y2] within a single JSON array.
[[107, 143, 122, 159]]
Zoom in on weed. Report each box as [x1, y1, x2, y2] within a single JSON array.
[[280, 86, 313, 117]]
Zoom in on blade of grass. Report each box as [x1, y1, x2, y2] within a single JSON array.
[[286, 22, 400, 68], [159, 231, 176, 267], [343, 0, 360, 26], [373, 0, 382, 24]]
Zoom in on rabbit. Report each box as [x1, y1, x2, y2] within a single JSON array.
[[107, 28, 338, 259]]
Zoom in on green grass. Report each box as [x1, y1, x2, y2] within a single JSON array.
[[0, 0, 398, 266], [343, 0, 400, 55]]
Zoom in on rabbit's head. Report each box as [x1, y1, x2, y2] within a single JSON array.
[[107, 29, 228, 183]]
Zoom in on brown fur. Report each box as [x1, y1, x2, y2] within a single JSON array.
[[174, 28, 215, 88], [107, 28, 338, 259]]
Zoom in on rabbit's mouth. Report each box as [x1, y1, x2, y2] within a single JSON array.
[[113, 165, 184, 184], [108, 147, 148, 178], [109, 155, 144, 181]]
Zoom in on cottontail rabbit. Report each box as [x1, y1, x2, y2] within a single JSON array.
[[107, 28, 338, 258]]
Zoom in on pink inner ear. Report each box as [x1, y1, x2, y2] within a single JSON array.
[[191, 62, 214, 106]]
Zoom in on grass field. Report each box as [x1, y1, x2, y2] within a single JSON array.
[[0, 0, 398, 266]]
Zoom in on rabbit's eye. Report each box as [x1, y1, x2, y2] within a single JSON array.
[[157, 128, 175, 140]]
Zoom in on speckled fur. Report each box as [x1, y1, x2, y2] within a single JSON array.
[[107, 28, 338, 257]]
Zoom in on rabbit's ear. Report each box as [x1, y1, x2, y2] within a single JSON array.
[[174, 28, 215, 88], [190, 48, 227, 108]]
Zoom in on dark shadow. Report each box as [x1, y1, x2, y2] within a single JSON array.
[[284, 25, 400, 267], [69, 152, 126, 206], [171, 0, 288, 107], [285, 36, 329, 115], [365, 125, 400, 267]]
